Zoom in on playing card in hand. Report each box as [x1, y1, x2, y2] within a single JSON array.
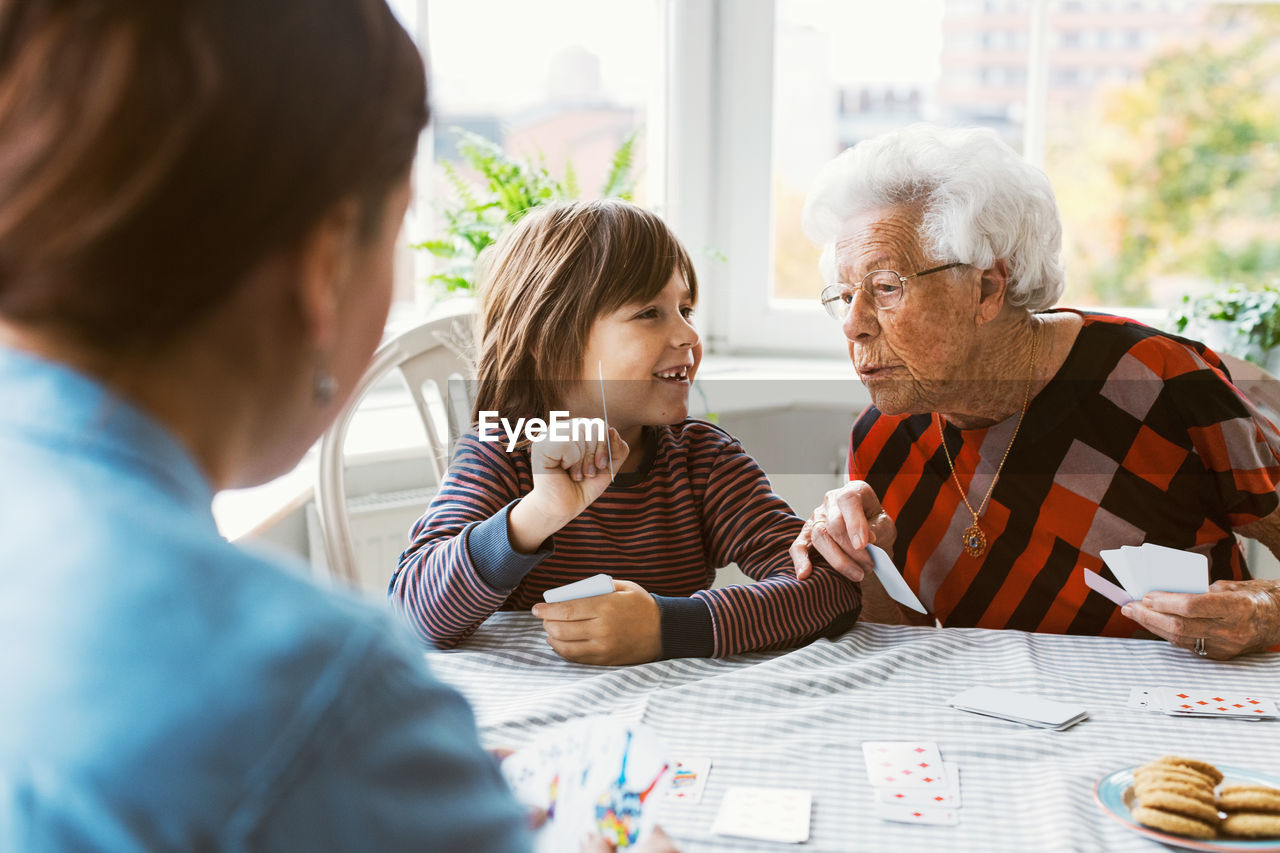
[[500, 719, 673, 852], [1102, 544, 1208, 600]]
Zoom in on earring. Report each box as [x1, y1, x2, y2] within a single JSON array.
[[313, 359, 339, 406]]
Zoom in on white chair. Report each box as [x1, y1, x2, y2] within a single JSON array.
[[315, 303, 476, 586]]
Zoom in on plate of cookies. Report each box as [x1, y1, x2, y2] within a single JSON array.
[[1094, 756, 1280, 851]]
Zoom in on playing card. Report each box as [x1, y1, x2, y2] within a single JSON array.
[[665, 758, 711, 803], [1158, 687, 1280, 719], [947, 685, 1088, 730], [542, 573, 614, 603], [1100, 548, 1138, 598], [874, 763, 961, 807], [501, 719, 673, 852], [1126, 686, 1155, 711], [1083, 568, 1133, 607], [1113, 544, 1208, 598], [862, 741, 948, 788], [868, 544, 927, 614], [710, 787, 811, 844], [874, 802, 961, 826], [1136, 544, 1209, 595]]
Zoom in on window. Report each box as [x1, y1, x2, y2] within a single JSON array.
[[400, 0, 661, 322], [770, 0, 958, 306], [1043, 2, 1280, 311], [721, 0, 1280, 355], [769, 0, 1026, 306], [394, 1, 1280, 356]]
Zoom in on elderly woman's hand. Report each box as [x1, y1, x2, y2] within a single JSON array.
[[791, 481, 896, 582], [1121, 579, 1280, 659]]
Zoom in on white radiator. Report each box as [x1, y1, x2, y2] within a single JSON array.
[[306, 486, 436, 599]]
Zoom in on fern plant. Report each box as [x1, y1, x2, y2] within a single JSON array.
[[414, 128, 637, 294]]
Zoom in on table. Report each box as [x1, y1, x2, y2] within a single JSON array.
[[429, 614, 1280, 852]]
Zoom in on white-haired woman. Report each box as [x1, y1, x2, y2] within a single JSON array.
[[790, 124, 1280, 659]]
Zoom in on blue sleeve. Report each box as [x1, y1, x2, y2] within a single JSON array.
[[652, 595, 714, 659], [238, 630, 530, 852], [468, 501, 554, 591]]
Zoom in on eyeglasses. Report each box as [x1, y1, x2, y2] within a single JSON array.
[[819, 262, 966, 320]]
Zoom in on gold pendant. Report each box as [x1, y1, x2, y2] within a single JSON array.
[[962, 523, 987, 557]]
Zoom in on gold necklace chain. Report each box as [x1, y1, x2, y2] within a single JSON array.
[[937, 323, 1040, 558]]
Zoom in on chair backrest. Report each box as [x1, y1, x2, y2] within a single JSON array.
[[315, 304, 476, 586]]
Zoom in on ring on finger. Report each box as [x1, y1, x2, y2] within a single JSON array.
[[1193, 637, 1208, 657]]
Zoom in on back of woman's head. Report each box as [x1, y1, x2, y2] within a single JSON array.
[[802, 123, 1064, 311], [475, 199, 697, 422], [0, 0, 427, 355]]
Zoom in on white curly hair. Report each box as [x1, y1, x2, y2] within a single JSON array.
[[802, 124, 1065, 312]]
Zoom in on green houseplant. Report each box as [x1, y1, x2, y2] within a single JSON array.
[[414, 128, 637, 295], [1172, 283, 1280, 368]]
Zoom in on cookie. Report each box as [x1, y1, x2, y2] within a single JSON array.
[[1149, 757, 1224, 787], [1135, 789, 1220, 824], [1221, 812, 1280, 838], [1133, 776, 1215, 802], [1132, 805, 1218, 839], [1217, 785, 1280, 814], [1133, 766, 1216, 793]]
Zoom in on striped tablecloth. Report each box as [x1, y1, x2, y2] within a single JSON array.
[[428, 613, 1280, 852]]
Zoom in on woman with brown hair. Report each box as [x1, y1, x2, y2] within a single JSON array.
[[0, 1, 533, 848]]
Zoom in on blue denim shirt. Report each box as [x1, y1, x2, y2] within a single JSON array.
[[0, 345, 528, 851]]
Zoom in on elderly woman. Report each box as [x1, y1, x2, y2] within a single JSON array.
[[791, 124, 1280, 660]]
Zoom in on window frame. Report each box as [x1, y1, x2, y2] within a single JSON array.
[[682, 0, 1175, 357], [409, 1, 1175, 356]]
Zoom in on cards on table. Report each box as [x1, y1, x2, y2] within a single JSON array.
[[1094, 543, 1209, 604], [542, 573, 614, 603], [874, 763, 962, 808], [710, 787, 811, 844], [500, 719, 672, 852], [1127, 686, 1280, 720], [868, 544, 928, 614], [665, 758, 711, 803], [947, 685, 1088, 731], [874, 802, 961, 826], [862, 741, 948, 788], [863, 741, 961, 826]]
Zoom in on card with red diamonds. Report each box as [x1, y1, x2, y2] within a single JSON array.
[[861, 741, 949, 788], [1157, 687, 1280, 719]]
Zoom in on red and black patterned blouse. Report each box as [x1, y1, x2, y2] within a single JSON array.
[[850, 310, 1280, 637]]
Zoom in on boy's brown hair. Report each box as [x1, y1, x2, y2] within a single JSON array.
[[474, 199, 698, 423]]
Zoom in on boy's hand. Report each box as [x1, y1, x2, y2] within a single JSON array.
[[532, 580, 662, 665], [509, 425, 628, 553]]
